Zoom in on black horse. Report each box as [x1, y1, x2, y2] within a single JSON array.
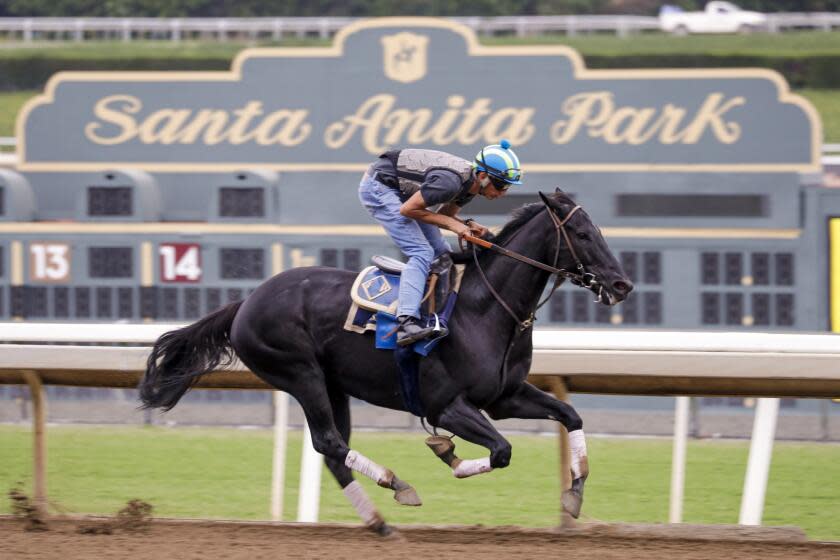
[[139, 190, 632, 534]]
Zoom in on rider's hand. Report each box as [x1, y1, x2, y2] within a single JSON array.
[[468, 221, 490, 238], [452, 222, 472, 239]]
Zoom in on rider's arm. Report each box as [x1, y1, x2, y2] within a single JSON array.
[[434, 175, 489, 237], [437, 202, 461, 218], [400, 170, 471, 236], [437, 203, 488, 237], [400, 192, 468, 236]]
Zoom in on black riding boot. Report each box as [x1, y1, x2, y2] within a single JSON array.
[[396, 315, 436, 347]]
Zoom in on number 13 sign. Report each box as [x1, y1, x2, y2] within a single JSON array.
[[159, 243, 202, 283], [30, 242, 71, 283]]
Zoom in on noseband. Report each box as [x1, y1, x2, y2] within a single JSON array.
[[463, 199, 602, 331]]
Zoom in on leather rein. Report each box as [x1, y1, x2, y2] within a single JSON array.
[[462, 200, 600, 331]]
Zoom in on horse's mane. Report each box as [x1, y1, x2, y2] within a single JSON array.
[[486, 202, 543, 246], [451, 191, 575, 263]]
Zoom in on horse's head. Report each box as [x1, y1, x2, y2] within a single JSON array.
[[538, 189, 633, 305]]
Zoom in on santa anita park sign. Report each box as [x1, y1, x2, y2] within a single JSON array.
[[18, 17, 819, 173]]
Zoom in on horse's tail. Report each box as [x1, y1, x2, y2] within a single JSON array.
[[139, 300, 244, 411]]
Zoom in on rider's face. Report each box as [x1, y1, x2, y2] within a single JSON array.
[[476, 173, 507, 200], [483, 184, 504, 200]]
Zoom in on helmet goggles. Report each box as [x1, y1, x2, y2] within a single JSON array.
[[488, 171, 515, 191]]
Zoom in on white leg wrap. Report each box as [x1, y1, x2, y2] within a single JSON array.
[[452, 457, 492, 479], [344, 450, 388, 485], [343, 481, 379, 526], [568, 429, 588, 479]]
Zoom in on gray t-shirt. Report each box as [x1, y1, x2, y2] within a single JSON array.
[[370, 155, 475, 207], [420, 169, 475, 208]]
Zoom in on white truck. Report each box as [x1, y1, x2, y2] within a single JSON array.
[[659, 2, 768, 35]]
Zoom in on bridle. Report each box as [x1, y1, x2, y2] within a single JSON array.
[[462, 198, 603, 331]]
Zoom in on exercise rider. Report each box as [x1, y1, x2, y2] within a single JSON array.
[[358, 140, 523, 346]]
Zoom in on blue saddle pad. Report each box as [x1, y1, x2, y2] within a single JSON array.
[[351, 266, 400, 315]]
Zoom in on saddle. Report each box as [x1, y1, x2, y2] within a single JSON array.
[[343, 254, 464, 355]]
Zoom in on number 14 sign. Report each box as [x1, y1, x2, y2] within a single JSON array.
[[159, 243, 202, 283]]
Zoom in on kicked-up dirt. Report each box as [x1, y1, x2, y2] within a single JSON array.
[[1, 517, 838, 560]]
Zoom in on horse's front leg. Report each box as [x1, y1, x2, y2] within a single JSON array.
[[426, 393, 512, 478], [485, 382, 588, 518]]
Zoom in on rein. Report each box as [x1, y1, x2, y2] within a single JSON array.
[[463, 200, 600, 331]]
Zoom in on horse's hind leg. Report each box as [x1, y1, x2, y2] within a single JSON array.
[[249, 352, 421, 512], [323, 389, 413, 537], [294, 378, 416, 498], [337, 404, 421, 509]]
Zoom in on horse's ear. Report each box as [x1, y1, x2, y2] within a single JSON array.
[[555, 187, 562, 194], [538, 191, 551, 206]]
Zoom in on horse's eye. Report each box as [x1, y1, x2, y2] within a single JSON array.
[[576, 232, 590, 241]]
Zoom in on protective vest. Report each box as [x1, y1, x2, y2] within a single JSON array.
[[390, 149, 473, 197]]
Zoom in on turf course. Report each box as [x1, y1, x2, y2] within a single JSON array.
[[1, 425, 838, 540]]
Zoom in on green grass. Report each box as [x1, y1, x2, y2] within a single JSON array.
[[2, 425, 839, 540], [798, 89, 840, 142], [0, 90, 36, 138]]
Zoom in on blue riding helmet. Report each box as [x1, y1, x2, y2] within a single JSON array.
[[473, 139, 523, 187]]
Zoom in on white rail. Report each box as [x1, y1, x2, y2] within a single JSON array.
[[2, 324, 839, 390], [0, 14, 836, 42], [2, 322, 839, 353], [824, 143, 840, 166]]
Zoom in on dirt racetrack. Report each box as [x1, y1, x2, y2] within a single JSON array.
[[3, 517, 839, 560]]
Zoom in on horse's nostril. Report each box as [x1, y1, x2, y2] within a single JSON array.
[[613, 280, 633, 294]]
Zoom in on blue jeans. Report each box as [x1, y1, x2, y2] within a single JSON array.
[[358, 175, 451, 319]]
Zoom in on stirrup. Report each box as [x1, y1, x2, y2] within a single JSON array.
[[396, 319, 435, 347]]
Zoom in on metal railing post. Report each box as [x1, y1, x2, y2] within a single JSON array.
[[270, 391, 290, 521], [669, 396, 690, 523], [22, 370, 48, 516], [739, 397, 780, 525]]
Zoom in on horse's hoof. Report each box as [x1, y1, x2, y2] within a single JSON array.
[[390, 475, 421, 506], [561, 490, 582, 519], [394, 486, 422, 506], [369, 519, 403, 540], [378, 525, 406, 541], [370, 520, 392, 537], [561, 476, 587, 519], [425, 435, 458, 467]]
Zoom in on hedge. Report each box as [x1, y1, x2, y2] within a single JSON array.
[[585, 55, 840, 89], [0, 57, 230, 91], [0, 53, 836, 91]]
